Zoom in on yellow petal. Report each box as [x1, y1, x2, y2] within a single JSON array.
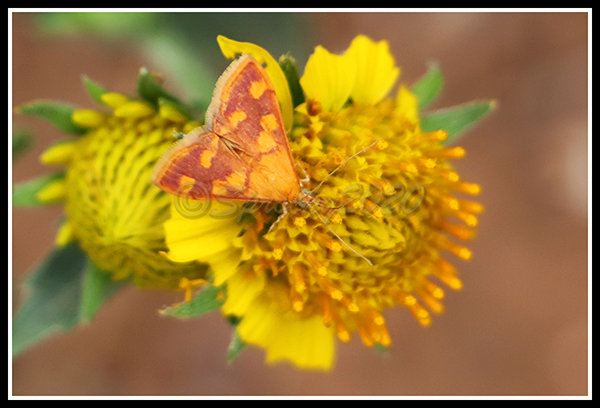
[[217, 35, 293, 130], [159, 105, 187, 123], [300, 45, 356, 112], [345, 35, 400, 105], [40, 141, 77, 165], [396, 85, 419, 124], [114, 101, 155, 119], [55, 221, 74, 247], [100, 92, 130, 109], [237, 295, 336, 370], [36, 179, 67, 203], [163, 200, 244, 264], [210, 246, 243, 286], [182, 120, 202, 134], [71, 109, 105, 128], [221, 269, 265, 316]]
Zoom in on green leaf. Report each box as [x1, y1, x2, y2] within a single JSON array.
[[141, 33, 217, 113], [82, 76, 110, 105], [136, 67, 182, 107], [12, 172, 64, 207], [12, 243, 87, 356], [16, 101, 87, 135], [411, 62, 444, 110], [226, 330, 246, 363], [421, 100, 496, 144], [12, 128, 34, 160], [374, 343, 390, 357], [279, 53, 305, 108], [79, 261, 125, 323], [12, 244, 126, 356], [160, 285, 225, 318], [35, 12, 158, 37]]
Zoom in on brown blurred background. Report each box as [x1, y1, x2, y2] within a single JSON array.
[[11, 12, 588, 396]]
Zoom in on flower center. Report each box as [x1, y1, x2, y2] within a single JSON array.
[[65, 116, 206, 288], [236, 98, 481, 346]]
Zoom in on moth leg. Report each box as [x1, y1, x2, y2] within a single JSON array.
[[267, 203, 288, 235], [297, 162, 310, 184]]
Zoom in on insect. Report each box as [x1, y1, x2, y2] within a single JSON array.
[[152, 54, 376, 265]]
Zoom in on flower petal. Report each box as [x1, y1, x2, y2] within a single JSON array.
[[217, 35, 293, 130], [300, 45, 356, 112], [395, 85, 419, 124], [346, 35, 400, 105], [163, 200, 244, 263], [236, 295, 336, 370], [221, 269, 265, 316]]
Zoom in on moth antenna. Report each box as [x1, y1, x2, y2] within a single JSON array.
[[310, 140, 381, 196], [306, 202, 373, 266]]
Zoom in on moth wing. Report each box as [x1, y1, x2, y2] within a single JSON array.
[[152, 54, 301, 203], [205, 54, 301, 202]]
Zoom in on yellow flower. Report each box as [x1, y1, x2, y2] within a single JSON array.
[[160, 35, 484, 370], [34, 81, 207, 289]]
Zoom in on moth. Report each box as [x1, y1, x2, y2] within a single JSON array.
[[152, 54, 375, 264]]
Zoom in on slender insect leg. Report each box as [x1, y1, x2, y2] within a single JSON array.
[[296, 162, 310, 184], [267, 203, 289, 235]]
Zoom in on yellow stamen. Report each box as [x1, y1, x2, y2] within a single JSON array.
[[425, 146, 466, 159], [364, 199, 384, 220], [417, 130, 448, 143], [378, 324, 392, 346], [273, 247, 283, 260], [293, 263, 306, 293], [427, 167, 460, 182], [335, 319, 351, 342], [306, 252, 328, 277], [409, 302, 432, 327], [293, 216, 306, 227], [417, 290, 445, 314], [292, 292, 304, 312], [452, 181, 481, 195], [458, 199, 485, 214], [345, 300, 360, 314], [416, 157, 437, 169], [454, 211, 479, 227], [330, 212, 343, 224], [319, 278, 345, 301], [376, 139, 389, 150], [321, 294, 333, 327], [437, 194, 460, 211], [390, 161, 419, 174], [357, 323, 375, 347], [363, 174, 396, 196], [391, 290, 417, 306], [369, 309, 386, 326], [433, 259, 464, 290], [437, 235, 472, 260], [438, 220, 476, 241], [418, 278, 445, 299], [179, 277, 207, 303]]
